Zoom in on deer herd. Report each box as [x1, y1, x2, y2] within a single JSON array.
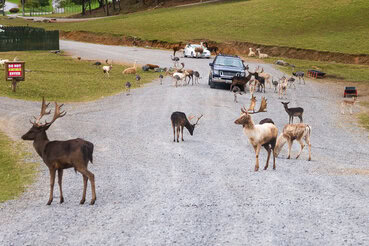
[[20, 51, 361, 206]]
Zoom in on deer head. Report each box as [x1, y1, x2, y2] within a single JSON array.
[[22, 98, 66, 141], [234, 106, 252, 125], [187, 114, 204, 135]]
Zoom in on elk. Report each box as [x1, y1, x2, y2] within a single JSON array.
[[281, 102, 304, 123], [275, 123, 311, 161], [21, 98, 96, 205], [170, 112, 203, 142], [234, 107, 278, 171]]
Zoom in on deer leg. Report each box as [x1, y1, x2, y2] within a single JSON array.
[[296, 139, 305, 159], [254, 144, 261, 171], [287, 140, 292, 159], [263, 145, 271, 170], [349, 106, 353, 115], [176, 127, 180, 142], [172, 124, 176, 142], [47, 168, 56, 205], [78, 168, 96, 205], [57, 169, 64, 204], [80, 175, 88, 205], [181, 125, 184, 141], [305, 136, 312, 161], [299, 115, 303, 123]]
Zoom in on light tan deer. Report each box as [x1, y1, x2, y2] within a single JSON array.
[[341, 97, 358, 115]]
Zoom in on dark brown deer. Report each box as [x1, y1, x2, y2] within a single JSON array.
[[281, 102, 304, 123], [170, 112, 203, 142], [230, 66, 251, 92], [21, 98, 96, 205]]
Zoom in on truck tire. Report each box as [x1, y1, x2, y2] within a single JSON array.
[[209, 78, 215, 88]]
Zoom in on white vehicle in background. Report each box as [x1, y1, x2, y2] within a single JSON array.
[[183, 43, 211, 58]]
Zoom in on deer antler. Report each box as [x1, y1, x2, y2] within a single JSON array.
[[241, 106, 248, 113], [45, 102, 66, 126], [188, 114, 195, 121], [194, 114, 203, 125], [31, 97, 51, 126]]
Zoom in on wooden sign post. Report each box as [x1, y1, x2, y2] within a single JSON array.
[[5, 61, 25, 92]]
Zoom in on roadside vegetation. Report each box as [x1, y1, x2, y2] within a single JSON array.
[[0, 132, 37, 203], [1, 0, 369, 55], [261, 57, 369, 83], [0, 51, 158, 102]]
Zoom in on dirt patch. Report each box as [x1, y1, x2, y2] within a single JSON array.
[[60, 31, 369, 65]]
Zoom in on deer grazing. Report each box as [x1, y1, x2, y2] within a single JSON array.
[[275, 123, 312, 161], [170, 112, 203, 142], [21, 98, 96, 205], [281, 102, 304, 123], [234, 107, 278, 171]]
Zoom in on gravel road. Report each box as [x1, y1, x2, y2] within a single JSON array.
[[0, 40, 369, 245]]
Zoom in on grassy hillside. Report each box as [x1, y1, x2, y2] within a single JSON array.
[[1, 0, 369, 54]]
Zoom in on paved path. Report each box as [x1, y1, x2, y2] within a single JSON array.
[[0, 40, 368, 245]]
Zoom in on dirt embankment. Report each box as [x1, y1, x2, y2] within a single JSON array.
[[61, 31, 369, 65]]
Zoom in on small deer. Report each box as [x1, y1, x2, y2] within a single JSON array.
[[170, 112, 203, 142], [341, 97, 358, 115], [281, 102, 304, 123], [21, 98, 96, 205]]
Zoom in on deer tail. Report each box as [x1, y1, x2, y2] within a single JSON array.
[[83, 141, 94, 164]]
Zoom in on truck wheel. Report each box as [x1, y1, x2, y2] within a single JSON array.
[[209, 79, 215, 88]]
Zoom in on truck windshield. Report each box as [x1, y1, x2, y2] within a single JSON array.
[[214, 57, 243, 67]]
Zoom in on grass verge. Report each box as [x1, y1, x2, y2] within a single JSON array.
[[1, 0, 369, 55], [0, 51, 159, 102], [358, 113, 369, 131], [0, 131, 37, 203], [260, 57, 369, 83]]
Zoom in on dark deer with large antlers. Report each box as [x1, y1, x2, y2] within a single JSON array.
[[21, 98, 96, 205], [170, 112, 203, 142]]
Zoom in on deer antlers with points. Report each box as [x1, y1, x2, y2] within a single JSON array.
[[30, 97, 66, 127]]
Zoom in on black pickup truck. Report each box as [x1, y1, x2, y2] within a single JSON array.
[[208, 54, 247, 89]]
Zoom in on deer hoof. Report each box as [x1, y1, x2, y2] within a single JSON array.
[[60, 197, 64, 204], [287, 156, 290, 159], [308, 158, 311, 161], [80, 199, 86, 205], [90, 199, 96, 205], [46, 200, 52, 205], [254, 167, 259, 172]]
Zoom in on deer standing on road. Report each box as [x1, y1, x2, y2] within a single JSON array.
[[170, 112, 203, 142], [281, 102, 304, 123], [21, 98, 96, 205]]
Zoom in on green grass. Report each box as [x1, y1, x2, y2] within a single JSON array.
[[358, 113, 369, 131], [0, 131, 37, 203], [0, 51, 159, 102], [2, 0, 369, 55], [260, 57, 369, 83]]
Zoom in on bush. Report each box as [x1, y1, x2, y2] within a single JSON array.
[[9, 8, 20, 13]]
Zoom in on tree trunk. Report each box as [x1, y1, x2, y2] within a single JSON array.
[[82, 0, 86, 15], [105, 0, 109, 16], [89, 0, 92, 14], [112, 0, 116, 11]]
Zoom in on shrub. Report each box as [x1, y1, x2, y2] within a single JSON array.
[[9, 8, 20, 13]]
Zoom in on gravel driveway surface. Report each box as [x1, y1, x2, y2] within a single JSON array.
[[0, 41, 368, 245]]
